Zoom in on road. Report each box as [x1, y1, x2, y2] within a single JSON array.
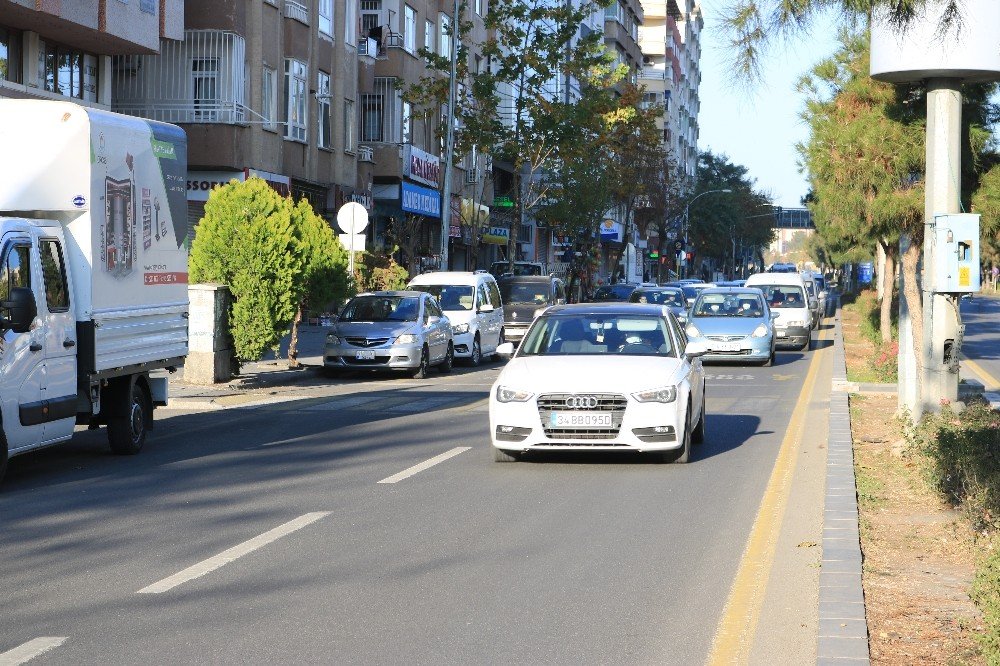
[[961, 293, 1000, 389], [0, 334, 832, 664]]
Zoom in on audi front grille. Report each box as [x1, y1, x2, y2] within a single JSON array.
[[536, 393, 627, 440]]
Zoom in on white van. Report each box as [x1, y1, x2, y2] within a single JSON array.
[[408, 271, 505, 365], [744, 272, 813, 351]]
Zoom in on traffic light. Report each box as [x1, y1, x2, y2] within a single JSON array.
[[649, 250, 659, 259]]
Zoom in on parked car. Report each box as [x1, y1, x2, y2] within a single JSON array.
[[683, 288, 776, 366], [629, 286, 689, 324], [408, 271, 505, 365], [590, 283, 637, 302], [801, 275, 822, 329], [489, 303, 707, 463], [323, 291, 453, 378], [497, 274, 567, 346], [744, 272, 813, 351]]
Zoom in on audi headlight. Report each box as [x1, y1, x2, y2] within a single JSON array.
[[633, 386, 678, 403], [452, 323, 470, 334], [497, 386, 534, 403], [685, 324, 702, 338], [325, 333, 340, 344], [751, 323, 769, 338], [395, 333, 419, 344]]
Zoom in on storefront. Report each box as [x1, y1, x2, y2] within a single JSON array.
[[185, 167, 291, 246]]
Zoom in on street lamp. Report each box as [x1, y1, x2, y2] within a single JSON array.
[[681, 188, 732, 278]]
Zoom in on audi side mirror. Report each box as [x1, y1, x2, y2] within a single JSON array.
[[684, 340, 708, 359]]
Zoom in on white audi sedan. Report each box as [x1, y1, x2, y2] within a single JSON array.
[[489, 303, 707, 463]]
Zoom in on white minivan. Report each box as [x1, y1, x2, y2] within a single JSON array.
[[408, 271, 505, 365], [744, 272, 813, 351]]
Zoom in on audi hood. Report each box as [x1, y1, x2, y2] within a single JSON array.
[[494, 355, 687, 396]]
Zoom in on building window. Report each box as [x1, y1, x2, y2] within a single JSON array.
[[39, 40, 96, 101], [424, 20, 434, 52], [262, 66, 277, 130], [475, 0, 482, 16], [317, 71, 331, 148], [345, 0, 357, 45], [439, 14, 450, 57], [344, 98, 356, 152], [284, 58, 307, 142], [192, 57, 220, 121], [403, 5, 416, 53], [0, 27, 23, 83], [361, 93, 383, 142], [361, 0, 383, 39], [402, 101, 411, 143], [319, 0, 333, 38]]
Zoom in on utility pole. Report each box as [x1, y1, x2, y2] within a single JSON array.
[[438, 0, 461, 272]]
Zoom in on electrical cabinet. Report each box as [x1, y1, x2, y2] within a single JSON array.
[[933, 213, 981, 293]]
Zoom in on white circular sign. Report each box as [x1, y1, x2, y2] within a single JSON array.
[[337, 202, 369, 234]]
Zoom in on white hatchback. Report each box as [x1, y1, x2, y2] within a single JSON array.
[[489, 303, 707, 463]]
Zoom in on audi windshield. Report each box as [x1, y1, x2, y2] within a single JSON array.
[[519, 314, 676, 357]]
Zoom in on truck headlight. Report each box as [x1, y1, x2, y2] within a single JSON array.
[[496, 386, 533, 403], [452, 323, 470, 334], [751, 324, 769, 338], [396, 333, 419, 344], [632, 386, 678, 403]]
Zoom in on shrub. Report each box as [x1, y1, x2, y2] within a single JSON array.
[[355, 251, 409, 292]]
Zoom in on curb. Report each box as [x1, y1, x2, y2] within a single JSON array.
[[817, 304, 871, 664]]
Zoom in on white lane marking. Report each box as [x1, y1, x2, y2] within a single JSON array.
[[377, 447, 471, 484], [0, 637, 68, 665], [137, 512, 331, 594]]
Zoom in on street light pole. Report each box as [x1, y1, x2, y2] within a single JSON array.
[[681, 188, 732, 279]]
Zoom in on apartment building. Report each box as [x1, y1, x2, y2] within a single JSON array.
[[0, 0, 183, 106], [109, 1, 372, 242], [361, 0, 494, 271], [673, 0, 701, 183]]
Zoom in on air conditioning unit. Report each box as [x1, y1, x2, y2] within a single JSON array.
[[358, 145, 375, 163]]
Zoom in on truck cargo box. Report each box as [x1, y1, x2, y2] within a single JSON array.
[[0, 100, 189, 375]]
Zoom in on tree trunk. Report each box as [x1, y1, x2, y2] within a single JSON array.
[[900, 240, 923, 377], [878, 241, 895, 344], [287, 304, 303, 368]]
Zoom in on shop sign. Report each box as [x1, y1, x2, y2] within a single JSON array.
[[483, 226, 510, 245], [401, 181, 441, 218], [186, 170, 243, 202], [351, 191, 374, 210], [600, 218, 622, 242], [244, 168, 291, 197], [403, 145, 441, 188], [493, 195, 515, 208]]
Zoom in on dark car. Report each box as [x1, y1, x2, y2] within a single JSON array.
[[629, 286, 689, 324], [498, 275, 566, 345], [590, 283, 636, 302]]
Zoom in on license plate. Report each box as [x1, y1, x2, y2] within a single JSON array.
[[549, 412, 612, 428], [712, 341, 741, 352], [355, 350, 376, 360], [776, 330, 787, 338]]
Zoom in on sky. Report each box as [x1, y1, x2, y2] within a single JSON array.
[[696, 1, 843, 209]]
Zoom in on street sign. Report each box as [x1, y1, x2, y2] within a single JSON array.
[[339, 233, 366, 252], [337, 202, 369, 234], [492, 195, 515, 208]]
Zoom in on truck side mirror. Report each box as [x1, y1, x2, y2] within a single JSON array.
[[2, 287, 38, 333]]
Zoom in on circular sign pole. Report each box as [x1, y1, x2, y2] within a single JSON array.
[[337, 202, 369, 280]]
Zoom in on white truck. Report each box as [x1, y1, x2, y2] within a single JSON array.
[[0, 100, 189, 484]]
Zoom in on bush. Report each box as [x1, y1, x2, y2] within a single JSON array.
[[355, 251, 409, 292], [189, 178, 304, 362]]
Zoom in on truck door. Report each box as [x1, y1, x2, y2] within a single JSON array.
[[36, 236, 77, 442], [0, 238, 47, 452]]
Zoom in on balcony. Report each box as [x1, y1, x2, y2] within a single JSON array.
[[284, 0, 309, 25]]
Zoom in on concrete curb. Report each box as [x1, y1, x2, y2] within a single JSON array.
[[817, 304, 871, 664]]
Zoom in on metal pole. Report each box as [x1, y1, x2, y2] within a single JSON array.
[[438, 0, 461, 272]]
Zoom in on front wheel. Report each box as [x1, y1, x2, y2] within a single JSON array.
[[664, 406, 692, 463], [108, 381, 151, 455], [438, 343, 454, 373], [412, 346, 430, 379], [469, 335, 482, 366], [762, 350, 774, 367], [0, 429, 8, 486], [692, 397, 706, 444]]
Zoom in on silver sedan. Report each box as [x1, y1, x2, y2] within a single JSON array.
[[323, 291, 454, 379]]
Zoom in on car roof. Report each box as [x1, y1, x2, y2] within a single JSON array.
[[497, 275, 555, 284], [746, 272, 806, 286], [355, 290, 427, 298], [695, 287, 765, 296], [634, 286, 682, 292], [408, 271, 494, 285], [542, 302, 670, 316]]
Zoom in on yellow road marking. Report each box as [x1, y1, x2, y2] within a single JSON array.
[[706, 326, 830, 665], [963, 357, 1000, 390]]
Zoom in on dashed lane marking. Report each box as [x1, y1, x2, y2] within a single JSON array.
[[377, 447, 471, 484], [137, 512, 331, 594], [0, 638, 68, 665]]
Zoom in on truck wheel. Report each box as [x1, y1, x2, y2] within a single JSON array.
[[109, 382, 151, 455]]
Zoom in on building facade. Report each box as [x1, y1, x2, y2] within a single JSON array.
[[0, 0, 184, 106]]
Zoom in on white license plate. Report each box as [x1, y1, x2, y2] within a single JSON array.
[[549, 411, 612, 428], [776, 330, 787, 338], [355, 350, 376, 360], [712, 341, 741, 352]]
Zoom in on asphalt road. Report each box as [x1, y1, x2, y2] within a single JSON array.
[[0, 340, 828, 665], [961, 293, 1000, 388]]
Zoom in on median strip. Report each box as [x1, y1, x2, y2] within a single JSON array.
[[138, 512, 331, 594], [377, 447, 471, 484], [0, 637, 68, 665]]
